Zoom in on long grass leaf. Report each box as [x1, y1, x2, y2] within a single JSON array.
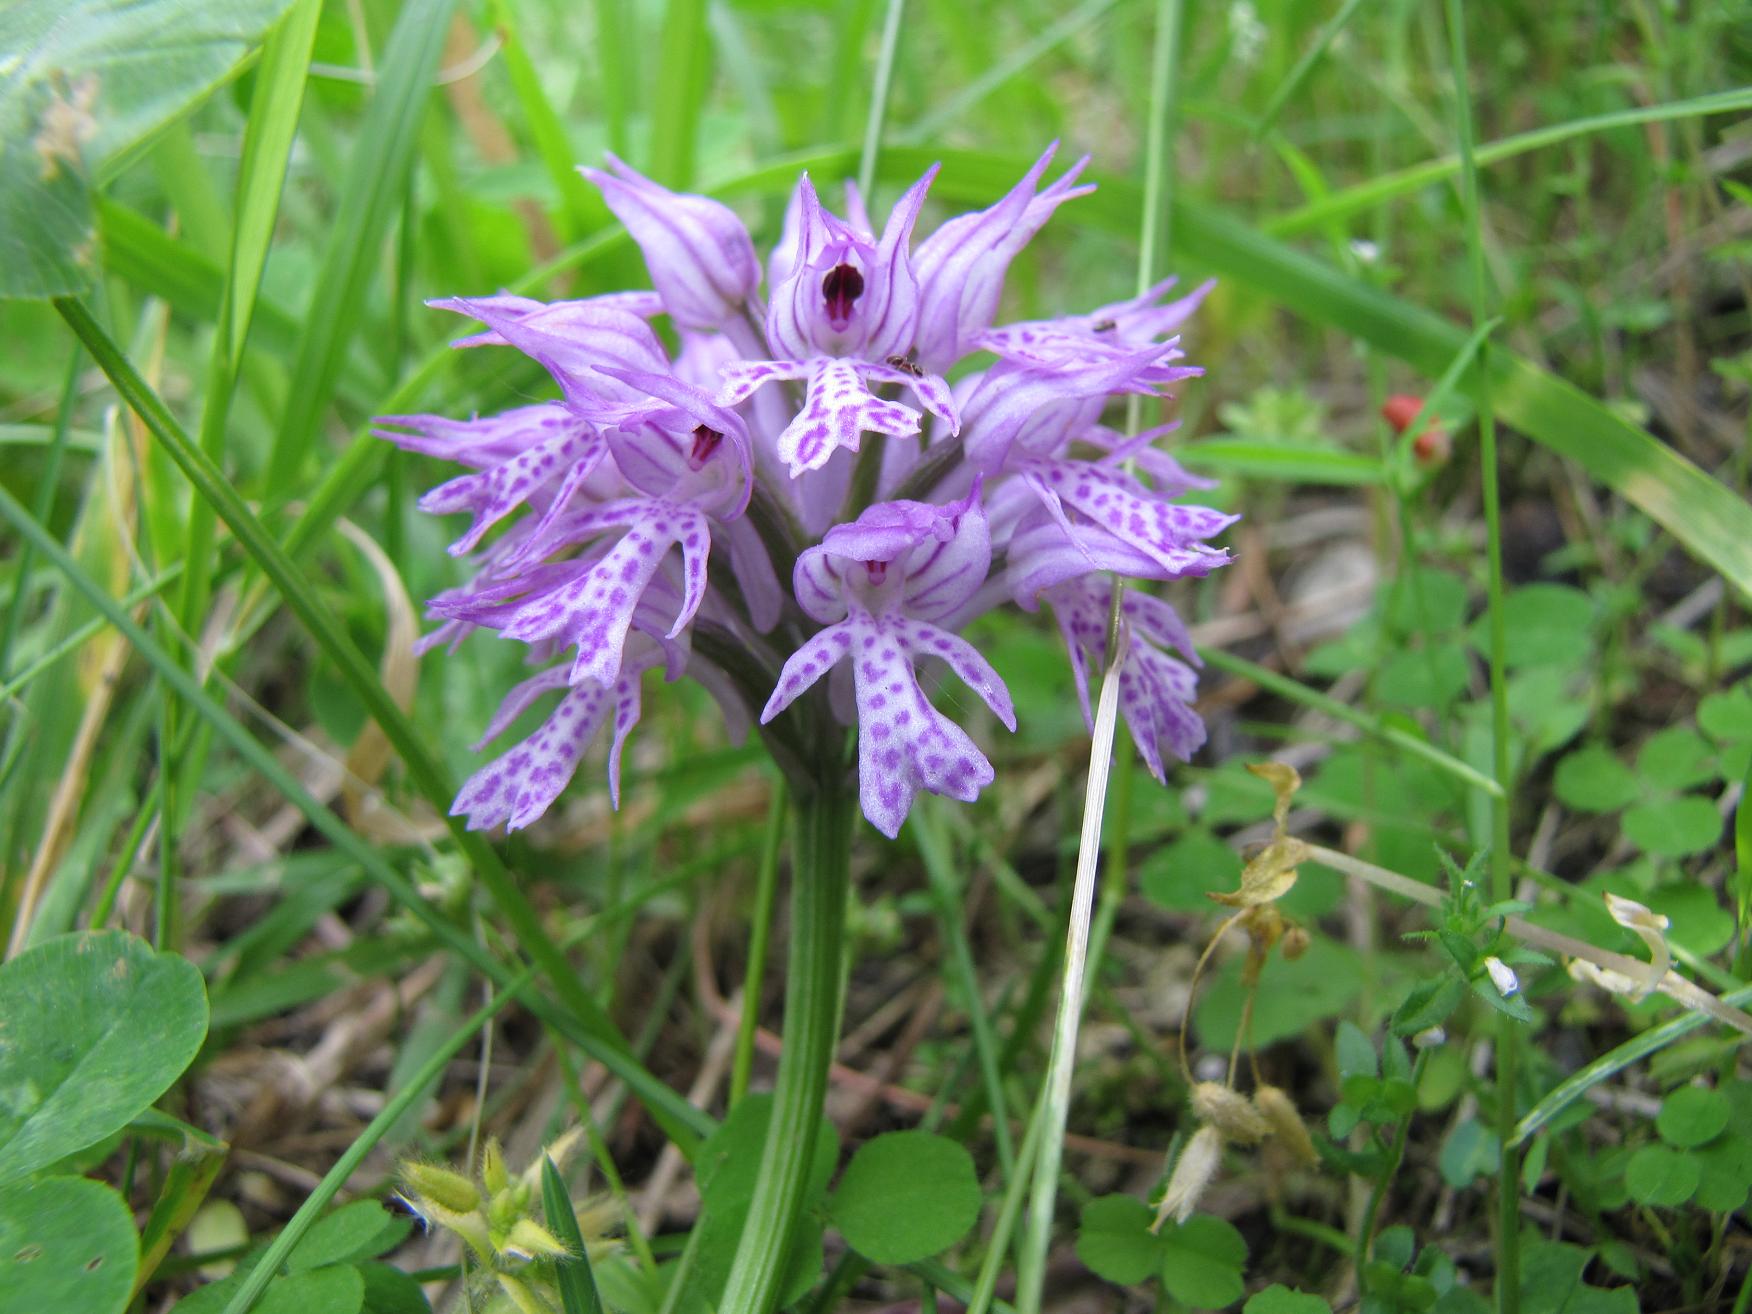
[[489, 0, 602, 237], [52, 298, 713, 1151], [266, 0, 459, 489], [649, 0, 708, 185], [1267, 86, 1752, 236], [0, 479, 712, 1149], [182, 0, 322, 634], [541, 1156, 607, 1314], [1252, 0, 1369, 138]]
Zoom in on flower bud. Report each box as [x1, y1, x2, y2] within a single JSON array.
[[481, 1138, 511, 1196], [401, 1161, 481, 1215], [1253, 1085, 1317, 1168], [1154, 1126, 1224, 1230], [1191, 1081, 1270, 1144], [1281, 925, 1311, 960], [1483, 955, 1519, 997], [503, 1217, 572, 1262], [581, 154, 760, 332]]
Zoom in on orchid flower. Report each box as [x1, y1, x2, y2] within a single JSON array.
[[381, 149, 1236, 836]]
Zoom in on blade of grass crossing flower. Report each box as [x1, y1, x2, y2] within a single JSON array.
[[0, 479, 714, 1148], [1016, 632, 1129, 1313], [51, 298, 712, 1152], [856, 0, 908, 202], [1442, 7, 1519, 1309], [649, 0, 708, 185], [1252, 0, 1369, 138], [1267, 87, 1752, 237], [541, 1156, 606, 1314], [219, 965, 539, 1314], [266, 0, 458, 490], [912, 802, 1017, 1182], [181, 0, 322, 640]]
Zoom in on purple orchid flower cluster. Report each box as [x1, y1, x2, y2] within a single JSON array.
[[377, 146, 1235, 839]]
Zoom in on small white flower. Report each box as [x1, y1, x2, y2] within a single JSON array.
[[1603, 892, 1671, 1001], [1412, 1026, 1447, 1049], [1349, 238, 1381, 264], [1484, 955, 1519, 997]]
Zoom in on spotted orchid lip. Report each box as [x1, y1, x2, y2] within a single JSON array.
[[384, 150, 1235, 836]]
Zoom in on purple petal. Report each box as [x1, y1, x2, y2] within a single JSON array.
[[911, 144, 1094, 371], [1019, 457, 1237, 577], [777, 358, 922, 477], [760, 623, 856, 722], [580, 153, 760, 331], [418, 421, 607, 556], [843, 614, 997, 838], [453, 682, 613, 831], [893, 615, 1015, 730], [432, 297, 669, 406], [375, 403, 576, 470]]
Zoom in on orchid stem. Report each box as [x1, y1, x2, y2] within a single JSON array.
[[717, 777, 853, 1314]]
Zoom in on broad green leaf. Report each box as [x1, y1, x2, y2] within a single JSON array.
[[172, 1262, 366, 1314], [828, 1131, 982, 1265], [1655, 1086, 1729, 1149], [1246, 1285, 1333, 1314], [1471, 585, 1595, 668], [0, 0, 298, 299], [286, 1200, 409, 1272], [1623, 798, 1722, 858], [1643, 883, 1735, 957], [1693, 1134, 1752, 1214], [0, 1175, 137, 1314], [1624, 1144, 1699, 1207], [1140, 829, 1243, 911], [1195, 937, 1365, 1050], [1636, 726, 1719, 792], [1699, 684, 1752, 745], [1158, 1215, 1247, 1309], [1335, 1021, 1377, 1079], [1075, 1195, 1161, 1286], [0, 929, 208, 1183], [1554, 746, 1640, 813], [1438, 1119, 1499, 1189]]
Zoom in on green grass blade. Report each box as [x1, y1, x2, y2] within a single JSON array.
[[912, 802, 1017, 1182], [855, 0, 908, 202], [219, 965, 539, 1314], [0, 564, 183, 702], [897, 0, 1119, 145], [1252, 0, 1369, 138], [0, 352, 80, 681], [1200, 647, 1504, 797], [591, 0, 635, 157], [1511, 983, 1752, 1148], [489, 0, 603, 237], [1267, 86, 1752, 237], [0, 477, 712, 1148], [1173, 438, 1384, 485], [52, 297, 713, 1152], [541, 1156, 606, 1314], [265, 0, 459, 489], [649, 0, 708, 184], [182, 0, 322, 635], [224, 0, 322, 370]]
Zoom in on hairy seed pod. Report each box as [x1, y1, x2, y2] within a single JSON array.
[[1155, 1125, 1224, 1230], [1253, 1085, 1317, 1168], [1192, 1081, 1270, 1144]]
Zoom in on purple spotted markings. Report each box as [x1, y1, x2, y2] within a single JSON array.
[[380, 143, 1235, 835]]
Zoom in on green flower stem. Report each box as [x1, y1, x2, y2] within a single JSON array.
[[718, 778, 854, 1314]]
